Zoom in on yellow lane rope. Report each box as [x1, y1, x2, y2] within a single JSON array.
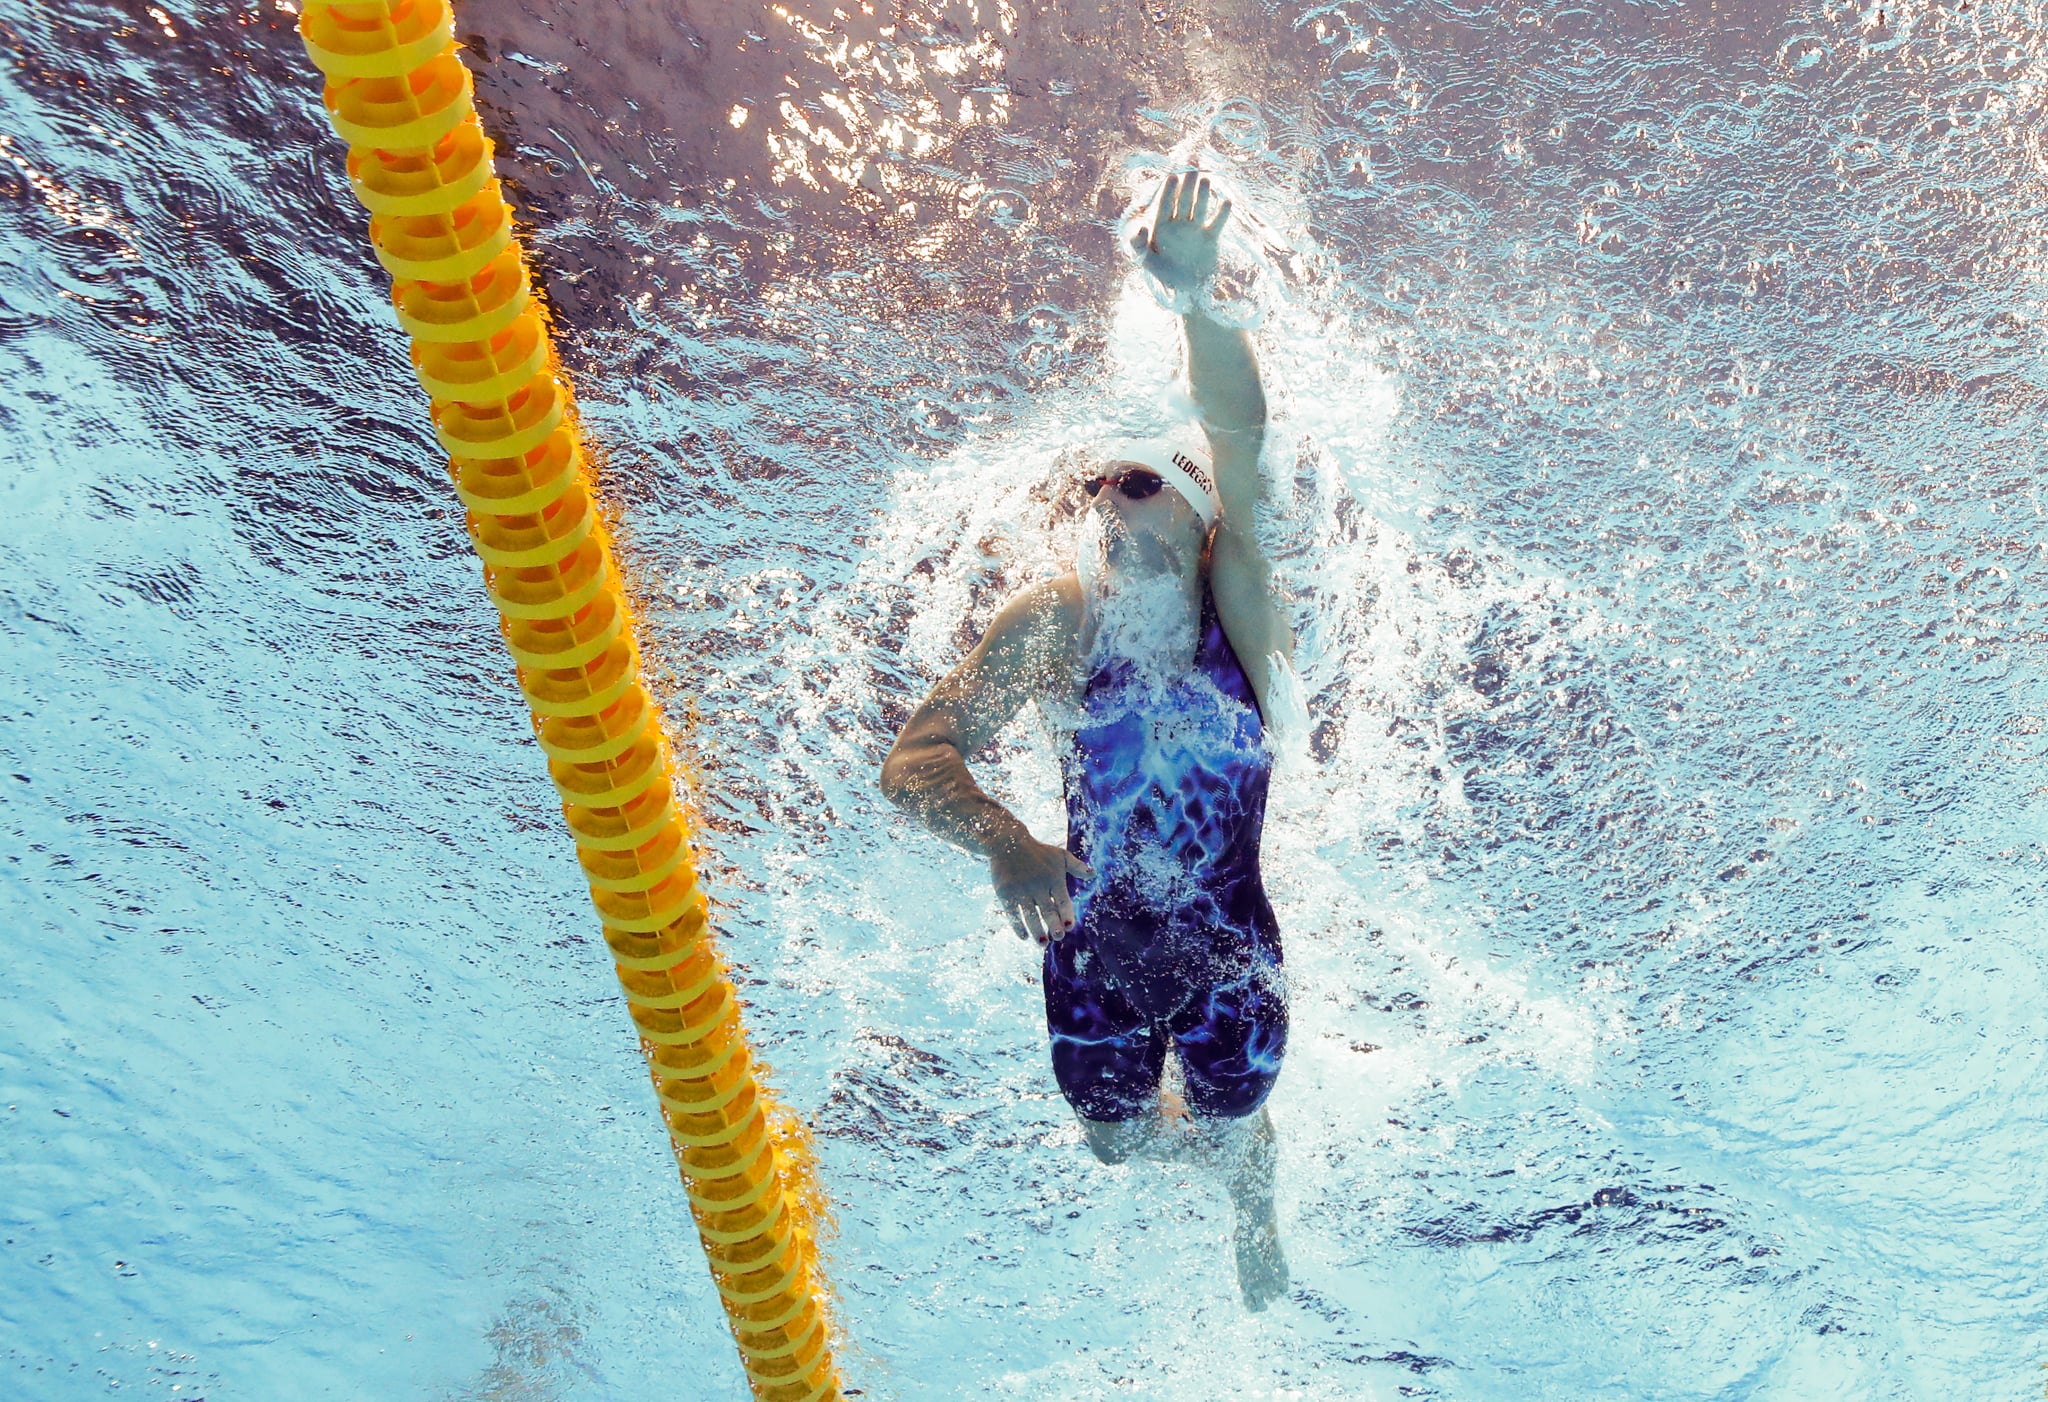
[[296, 5, 843, 1397]]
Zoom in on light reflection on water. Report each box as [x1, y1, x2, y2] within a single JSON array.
[[2, 0, 2045, 1397]]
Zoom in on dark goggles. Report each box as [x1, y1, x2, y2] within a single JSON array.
[[1082, 467, 1165, 502]]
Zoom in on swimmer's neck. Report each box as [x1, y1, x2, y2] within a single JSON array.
[[1083, 559, 1205, 669], [1094, 531, 1204, 615]]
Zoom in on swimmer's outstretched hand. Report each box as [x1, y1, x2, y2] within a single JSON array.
[[1130, 171, 1232, 293], [988, 829, 1094, 946]]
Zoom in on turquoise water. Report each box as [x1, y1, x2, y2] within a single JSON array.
[[5, 0, 2048, 1397]]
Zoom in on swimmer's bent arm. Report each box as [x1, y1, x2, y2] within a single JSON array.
[[879, 578, 1095, 945]]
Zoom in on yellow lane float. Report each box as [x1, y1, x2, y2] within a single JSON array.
[[297, 5, 844, 1397]]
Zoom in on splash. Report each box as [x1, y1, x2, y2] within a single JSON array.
[[1080, 555, 1203, 699]]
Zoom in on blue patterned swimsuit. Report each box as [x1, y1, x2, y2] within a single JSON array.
[[1043, 587, 1289, 1121]]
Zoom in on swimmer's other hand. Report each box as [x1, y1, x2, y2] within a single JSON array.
[[989, 830, 1094, 946]]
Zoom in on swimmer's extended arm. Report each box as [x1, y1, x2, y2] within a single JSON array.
[[1194, 320, 1294, 720], [879, 579, 1095, 945], [1134, 172, 1296, 715]]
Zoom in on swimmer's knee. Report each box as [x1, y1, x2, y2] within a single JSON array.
[[1080, 1115, 1141, 1165], [1088, 1140, 1131, 1166]]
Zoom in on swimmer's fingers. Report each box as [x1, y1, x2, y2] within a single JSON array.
[[1157, 172, 1182, 225], [1204, 196, 1233, 239], [1018, 901, 1052, 946], [1191, 176, 1212, 227], [1064, 851, 1097, 883], [1051, 884, 1077, 937], [1175, 171, 1201, 222], [1002, 901, 1032, 942]]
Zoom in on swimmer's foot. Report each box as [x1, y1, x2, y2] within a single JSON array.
[[1157, 1084, 1193, 1129], [1234, 1196, 1289, 1311]]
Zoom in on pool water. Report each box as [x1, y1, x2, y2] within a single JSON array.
[[3, 0, 2046, 1397]]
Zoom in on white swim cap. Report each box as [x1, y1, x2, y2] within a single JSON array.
[[1097, 436, 1221, 526]]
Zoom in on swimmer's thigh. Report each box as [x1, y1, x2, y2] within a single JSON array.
[[1170, 957, 1289, 1119], [1043, 937, 1166, 1122]]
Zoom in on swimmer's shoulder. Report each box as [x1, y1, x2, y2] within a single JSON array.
[[995, 572, 1087, 694], [1034, 570, 1084, 631]]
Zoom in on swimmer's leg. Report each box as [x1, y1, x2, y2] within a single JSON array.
[[1190, 1106, 1287, 1310], [1173, 961, 1291, 1309]]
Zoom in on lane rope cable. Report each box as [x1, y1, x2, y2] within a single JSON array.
[[296, 5, 844, 1397]]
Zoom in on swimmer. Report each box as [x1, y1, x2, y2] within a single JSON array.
[[880, 172, 1295, 1310]]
